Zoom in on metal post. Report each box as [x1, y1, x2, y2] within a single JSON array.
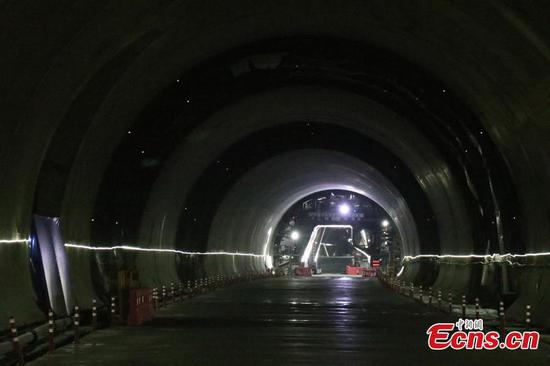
[[462, 295, 466, 318], [499, 301, 506, 332], [111, 296, 117, 323], [92, 299, 97, 330], [448, 292, 453, 313], [9, 316, 24, 364], [475, 297, 480, 318], [419, 286, 423, 303], [162, 285, 166, 307], [48, 309, 55, 352], [428, 287, 433, 306], [73, 305, 80, 344], [437, 290, 442, 309], [526, 305, 531, 330]]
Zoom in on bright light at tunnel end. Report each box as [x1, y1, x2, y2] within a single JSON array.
[[290, 230, 300, 241], [338, 203, 351, 215]]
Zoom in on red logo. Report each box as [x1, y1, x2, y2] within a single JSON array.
[[427, 320, 539, 350]]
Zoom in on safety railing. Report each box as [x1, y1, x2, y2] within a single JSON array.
[[378, 273, 539, 336], [1, 270, 279, 365]]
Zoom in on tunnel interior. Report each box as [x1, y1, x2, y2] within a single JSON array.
[[1, 1, 550, 347], [30, 37, 527, 311]]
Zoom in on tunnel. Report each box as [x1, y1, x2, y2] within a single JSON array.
[[1, 1, 550, 364]]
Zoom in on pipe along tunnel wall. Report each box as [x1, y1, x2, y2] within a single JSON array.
[[1, 0, 550, 330]]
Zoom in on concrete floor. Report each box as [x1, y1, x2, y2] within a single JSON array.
[[30, 276, 550, 365]]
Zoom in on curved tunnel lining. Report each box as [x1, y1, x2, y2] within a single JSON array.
[[203, 150, 419, 275]]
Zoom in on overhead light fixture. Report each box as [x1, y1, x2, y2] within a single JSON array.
[[381, 219, 390, 228], [338, 203, 351, 215], [290, 231, 300, 241]]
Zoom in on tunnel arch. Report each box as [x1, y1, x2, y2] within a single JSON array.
[[171, 121, 439, 260], [201, 150, 418, 275], [34, 37, 525, 311]]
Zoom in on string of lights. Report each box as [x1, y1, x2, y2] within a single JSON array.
[[1, 238, 266, 258], [402, 252, 550, 266], [64, 243, 266, 258], [3, 237, 549, 265], [0, 238, 30, 244]]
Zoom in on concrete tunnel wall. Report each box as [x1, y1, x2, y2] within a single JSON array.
[[0, 1, 549, 328]]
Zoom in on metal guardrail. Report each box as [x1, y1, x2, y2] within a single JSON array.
[[1, 270, 280, 365], [377, 273, 541, 336]]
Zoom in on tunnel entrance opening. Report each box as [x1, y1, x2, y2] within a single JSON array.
[[272, 190, 402, 277]]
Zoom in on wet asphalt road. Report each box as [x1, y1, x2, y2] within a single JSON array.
[[29, 276, 550, 365]]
